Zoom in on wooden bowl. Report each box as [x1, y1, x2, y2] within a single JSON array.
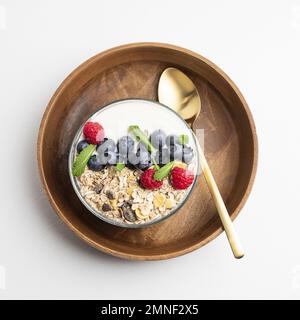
[[37, 43, 258, 260]]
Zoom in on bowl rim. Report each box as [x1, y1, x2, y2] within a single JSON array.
[[37, 42, 258, 260], [68, 98, 200, 229]]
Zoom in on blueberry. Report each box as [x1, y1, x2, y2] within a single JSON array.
[[99, 150, 118, 165], [182, 146, 194, 164], [127, 151, 139, 166], [166, 135, 179, 147], [168, 144, 194, 163], [117, 136, 134, 155], [137, 150, 152, 170], [97, 138, 116, 153], [126, 149, 152, 170], [155, 148, 170, 166], [137, 141, 148, 153], [77, 140, 89, 153], [126, 157, 137, 170], [117, 153, 134, 169], [150, 130, 166, 149], [126, 163, 136, 170], [87, 155, 104, 171], [138, 162, 151, 171], [168, 144, 184, 161], [117, 153, 127, 164], [96, 137, 108, 147]]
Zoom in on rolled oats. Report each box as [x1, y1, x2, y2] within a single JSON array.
[[77, 166, 187, 225]]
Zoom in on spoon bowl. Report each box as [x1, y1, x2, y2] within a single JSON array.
[[158, 68, 201, 124]]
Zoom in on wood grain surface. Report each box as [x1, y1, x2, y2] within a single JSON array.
[[37, 43, 258, 260]]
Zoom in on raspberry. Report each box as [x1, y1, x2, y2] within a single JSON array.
[[140, 169, 163, 190], [83, 121, 105, 145], [170, 166, 194, 190]]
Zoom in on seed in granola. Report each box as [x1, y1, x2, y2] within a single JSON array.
[[165, 199, 174, 209], [153, 194, 166, 208], [106, 190, 115, 200], [114, 209, 122, 218], [135, 208, 146, 220], [121, 202, 136, 222], [94, 183, 103, 194], [135, 205, 150, 220], [126, 187, 134, 197], [110, 199, 118, 209], [128, 173, 137, 182], [102, 203, 112, 212], [118, 207, 123, 216], [133, 170, 141, 177]]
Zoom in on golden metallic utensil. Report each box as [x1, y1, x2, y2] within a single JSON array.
[[158, 67, 244, 259], [158, 68, 201, 124]]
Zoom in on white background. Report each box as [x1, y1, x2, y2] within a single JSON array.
[[0, 0, 299, 300]]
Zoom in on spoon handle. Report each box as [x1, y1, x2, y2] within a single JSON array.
[[198, 146, 245, 259]]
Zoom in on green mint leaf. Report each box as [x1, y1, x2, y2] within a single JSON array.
[[154, 161, 174, 181], [116, 163, 125, 171], [128, 125, 156, 153], [152, 158, 160, 171], [178, 134, 189, 145], [72, 144, 96, 177]]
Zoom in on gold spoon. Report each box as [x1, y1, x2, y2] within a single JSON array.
[[158, 67, 244, 259]]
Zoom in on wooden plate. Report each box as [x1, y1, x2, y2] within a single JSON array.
[[37, 43, 258, 260]]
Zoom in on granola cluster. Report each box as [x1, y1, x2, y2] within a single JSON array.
[[77, 166, 186, 224]]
